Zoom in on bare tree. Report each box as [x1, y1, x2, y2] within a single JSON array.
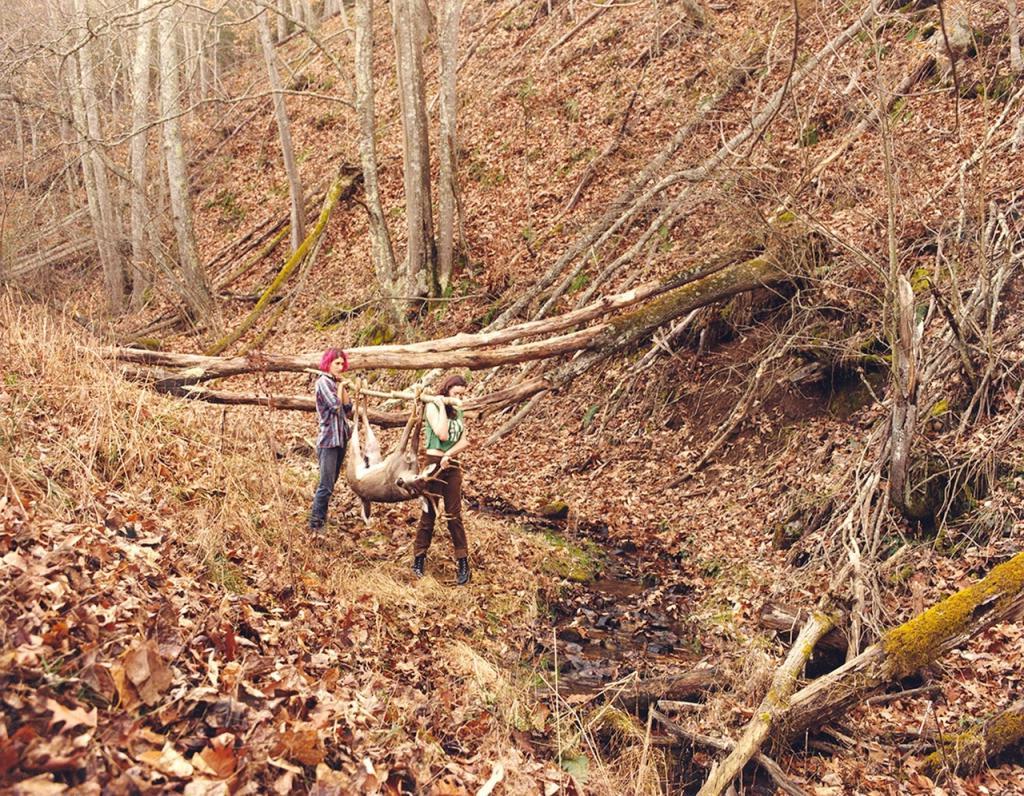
[[257, 5, 307, 252], [1010, 0, 1023, 74], [129, 0, 155, 310], [74, 0, 126, 313], [437, 0, 462, 295], [157, 0, 217, 326], [354, 0, 400, 313], [391, 0, 436, 300], [276, 0, 289, 40]]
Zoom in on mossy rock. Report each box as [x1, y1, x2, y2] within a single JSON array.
[[895, 456, 988, 526], [357, 318, 398, 346], [129, 337, 163, 351], [539, 499, 570, 521], [538, 531, 602, 584]]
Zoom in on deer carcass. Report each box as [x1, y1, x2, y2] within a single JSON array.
[[345, 392, 432, 523]]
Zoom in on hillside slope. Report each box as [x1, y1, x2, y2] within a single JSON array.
[[3, 0, 1024, 792]]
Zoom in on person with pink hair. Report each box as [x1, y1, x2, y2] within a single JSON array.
[[308, 348, 352, 531]]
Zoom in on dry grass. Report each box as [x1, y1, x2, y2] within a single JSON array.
[[2, 293, 687, 793], [1, 294, 304, 563]]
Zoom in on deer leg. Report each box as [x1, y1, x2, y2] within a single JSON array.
[[349, 390, 364, 471], [362, 396, 383, 466]]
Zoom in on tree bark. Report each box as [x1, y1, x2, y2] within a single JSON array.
[[158, 2, 218, 328], [776, 552, 1024, 745], [699, 613, 836, 796], [1009, 0, 1023, 74], [129, 0, 156, 311], [204, 168, 359, 355], [257, 6, 307, 252], [354, 0, 400, 311], [75, 0, 126, 313], [437, 0, 462, 294], [921, 699, 1024, 778], [276, 0, 290, 41], [392, 0, 436, 300], [889, 274, 925, 520], [759, 603, 849, 655], [62, 71, 106, 287]]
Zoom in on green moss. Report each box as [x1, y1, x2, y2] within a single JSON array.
[[538, 499, 570, 521], [357, 318, 397, 346], [130, 337, 163, 351], [986, 708, 1024, 753], [537, 530, 602, 583], [883, 553, 1024, 678]]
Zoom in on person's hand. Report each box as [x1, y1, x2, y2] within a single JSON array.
[[439, 455, 450, 471]]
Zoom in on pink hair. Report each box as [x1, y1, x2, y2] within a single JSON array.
[[320, 348, 348, 373]]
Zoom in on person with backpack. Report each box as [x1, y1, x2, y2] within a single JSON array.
[[413, 374, 471, 584], [308, 348, 352, 532]]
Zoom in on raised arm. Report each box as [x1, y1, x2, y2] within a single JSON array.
[[424, 399, 449, 441]]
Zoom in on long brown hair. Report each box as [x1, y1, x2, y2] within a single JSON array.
[[436, 374, 467, 418]]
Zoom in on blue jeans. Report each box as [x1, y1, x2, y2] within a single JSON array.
[[309, 445, 344, 528]]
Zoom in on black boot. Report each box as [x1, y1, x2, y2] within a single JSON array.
[[455, 557, 470, 586], [412, 554, 426, 578]]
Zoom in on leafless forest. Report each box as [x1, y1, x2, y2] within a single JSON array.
[[2, 0, 1023, 792]]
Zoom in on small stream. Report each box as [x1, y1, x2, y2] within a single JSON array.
[[469, 495, 701, 697]]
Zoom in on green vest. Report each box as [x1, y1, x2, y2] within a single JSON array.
[[425, 406, 464, 452]]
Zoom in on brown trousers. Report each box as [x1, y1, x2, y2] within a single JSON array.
[[414, 455, 467, 559]]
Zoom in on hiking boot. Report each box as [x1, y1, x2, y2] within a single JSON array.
[[412, 554, 426, 578], [309, 520, 324, 534], [455, 557, 471, 586]]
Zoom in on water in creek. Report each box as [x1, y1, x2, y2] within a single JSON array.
[[470, 495, 701, 697]]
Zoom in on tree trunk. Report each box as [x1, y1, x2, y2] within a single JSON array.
[[889, 274, 926, 520], [158, 2, 218, 328], [437, 0, 462, 294], [257, 6, 307, 252], [392, 0, 436, 300], [75, 0, 126, 313], [921, 699, 1024, 778], [354, 0, 400, 311], [63, 57, 106, 298], [276, 0, 290, 41], [777, 553, 1024, 745], [129, 0, 155, 311], [1009, 0, 1023, 74], [699, 613, 836, 796]]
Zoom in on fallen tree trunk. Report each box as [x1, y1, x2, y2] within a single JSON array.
[[759, 603, 849, 655], [105, 228, 819, 411], [921, 699, 1024, 779], [204, 168, 360, 356], [179, 386, 408, 426], [699, 612, 836, 796], [775, 552, 1024, 746], [609, 669, 720, 714]]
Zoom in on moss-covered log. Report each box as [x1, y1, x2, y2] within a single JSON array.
[[775, 553, 1024, 745], [204, 168, 361, 356], [921, 700, 1024, 779], [587, 229, 823, 363], [699, 611, 836, 796]]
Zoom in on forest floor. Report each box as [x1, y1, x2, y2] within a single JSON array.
[[4, 0, 1024, 793]]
